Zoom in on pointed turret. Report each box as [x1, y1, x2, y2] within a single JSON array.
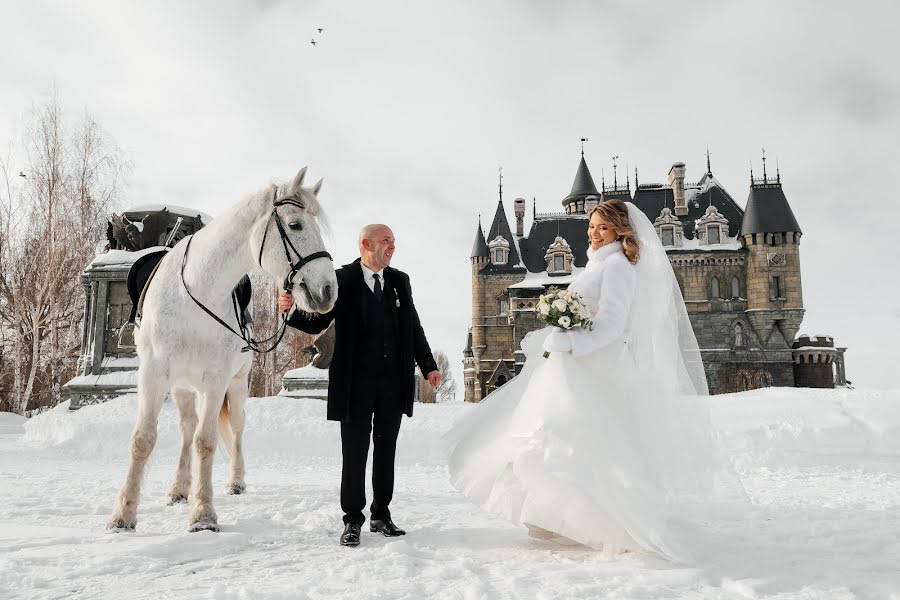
[[740, 182, 802, 236], [484, 199, 521, 268], [471, 220, 489, 259], [561, 156, 600, 213]]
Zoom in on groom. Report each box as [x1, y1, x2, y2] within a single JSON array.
[[279, 224, 441, 547]]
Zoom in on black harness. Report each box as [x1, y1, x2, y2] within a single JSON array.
[[180, 187, 333, 353]]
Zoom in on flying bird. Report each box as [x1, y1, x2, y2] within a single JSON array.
[[311, 39, 317, 46], [18, 171, 26, 178], [317, 28, 324, 34]]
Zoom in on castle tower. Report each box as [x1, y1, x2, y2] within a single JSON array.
[[469, 220, 489, 402], [740, 162, 804, 352]]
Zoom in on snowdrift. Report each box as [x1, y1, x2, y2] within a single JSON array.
[[19, 387, 900, 469]]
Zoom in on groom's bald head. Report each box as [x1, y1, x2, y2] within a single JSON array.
[[359, 224, 395, 271]]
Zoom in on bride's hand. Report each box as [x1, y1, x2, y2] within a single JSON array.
[[542, 329, 572, 354]]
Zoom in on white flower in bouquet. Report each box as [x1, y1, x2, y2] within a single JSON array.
[[558, 315, 571, 328], [552, 298, 568, 312], [539, 302, 550, 315]]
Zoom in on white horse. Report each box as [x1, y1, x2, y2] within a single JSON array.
[[107, 167, 337, 533]]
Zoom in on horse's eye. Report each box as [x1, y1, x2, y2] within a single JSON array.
[[288, 221, 303, 231]]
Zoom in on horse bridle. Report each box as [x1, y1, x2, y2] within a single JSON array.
[[180, 186, 333, 353], [257, 189, 333, 293]]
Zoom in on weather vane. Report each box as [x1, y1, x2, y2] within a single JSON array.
[[580, 137, 589, 157]]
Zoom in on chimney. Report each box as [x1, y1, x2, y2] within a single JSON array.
[[668, 162, 687, 216], [514, 197, 526, 237]]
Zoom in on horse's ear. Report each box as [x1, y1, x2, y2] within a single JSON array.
[[289, 166, 308, 194], [311, 177, 323, 196]]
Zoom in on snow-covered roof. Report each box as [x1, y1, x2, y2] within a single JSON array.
[[88, 246, 167, 269], [508, 266, 584, 289], [678, 235, 743, 251], [283, 365, 329, 379]]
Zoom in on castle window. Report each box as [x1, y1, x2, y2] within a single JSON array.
[[661, 227, 674, 246], [499, 298, 508, 316], [710, 276, 720, 299], [731, 276, 740, 299], [707, 225, 720, 245], [734, 323, 744, 348], [488, 234, 510, 265], [545, 235, 574, 275], [771, 276, 782, 299]]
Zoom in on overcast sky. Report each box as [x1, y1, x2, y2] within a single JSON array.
[[1, 0, 898, 389]]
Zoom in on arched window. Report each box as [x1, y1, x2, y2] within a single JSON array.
[[734, 322, 744, 348], [710, 276, 720, 299], [499, 297, 508, 316], [731, 276, 740, 299], [496, 375, 507, 387]]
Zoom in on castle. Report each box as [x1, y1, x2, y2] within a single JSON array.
[[463, 151, 846, 402]]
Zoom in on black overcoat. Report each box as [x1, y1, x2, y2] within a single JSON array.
[[287, 258, 438, 422]]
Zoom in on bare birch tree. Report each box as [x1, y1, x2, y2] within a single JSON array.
[[415, 349, 457, 403], [0, 90, 127, 414]]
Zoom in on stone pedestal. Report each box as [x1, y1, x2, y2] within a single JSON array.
[[63, 248, 166, 408], [280, 365, 329, 399]]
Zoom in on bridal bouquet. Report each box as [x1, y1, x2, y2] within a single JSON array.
[[536, 287, 593, 357]]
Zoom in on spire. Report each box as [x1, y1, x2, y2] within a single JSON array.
[[580, 137, 589, 157], [776, 157, 781, 184], [612, 155, 619, 189], [761, 147, 767, 181], [706, 147, 712, 176], [486, 196, 521, 266], [561, 155, 600, 208], [749, 160, 754, 185], [634, 166, 639, 188], [470, 217, 489, 259], [498, 166, 503, 203], [532, 197, 536, 219]]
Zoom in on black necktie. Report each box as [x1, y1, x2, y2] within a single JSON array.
[[373, 273, 383, 303]]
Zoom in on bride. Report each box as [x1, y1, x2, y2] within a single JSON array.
[[445, 200, 746, 563]]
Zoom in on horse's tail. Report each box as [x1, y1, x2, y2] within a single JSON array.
[[217, 396, 235, 460]]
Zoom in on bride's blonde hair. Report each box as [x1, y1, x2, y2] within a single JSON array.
[[589, 200, 640, 264]]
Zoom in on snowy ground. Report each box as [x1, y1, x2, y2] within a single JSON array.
[[1, 388, 899, 600]]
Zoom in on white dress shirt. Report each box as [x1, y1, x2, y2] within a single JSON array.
[[361, 263, 385, 293]]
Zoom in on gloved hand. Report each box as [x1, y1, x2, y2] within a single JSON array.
[[542, 328, 572, 353]]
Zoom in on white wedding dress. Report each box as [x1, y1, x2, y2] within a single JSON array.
[[445, 203, 747, 563]]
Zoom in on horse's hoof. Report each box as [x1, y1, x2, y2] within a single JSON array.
[[167, 494, 188, 506], [106, 519, 135, 532], [188, 519, 219, 533], [226, 483, 246, 495]]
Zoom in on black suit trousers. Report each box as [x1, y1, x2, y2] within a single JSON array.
[[340, 382, 403, 526]]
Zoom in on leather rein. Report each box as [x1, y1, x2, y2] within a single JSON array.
[[180, 187, 333, 353]]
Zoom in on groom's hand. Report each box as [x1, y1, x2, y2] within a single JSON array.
[[427, 370, 442, 388], [277, 292, 293, 312]]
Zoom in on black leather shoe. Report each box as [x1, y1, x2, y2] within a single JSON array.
[[370, 519, 406, 537], [340, 523, 361, 546]]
